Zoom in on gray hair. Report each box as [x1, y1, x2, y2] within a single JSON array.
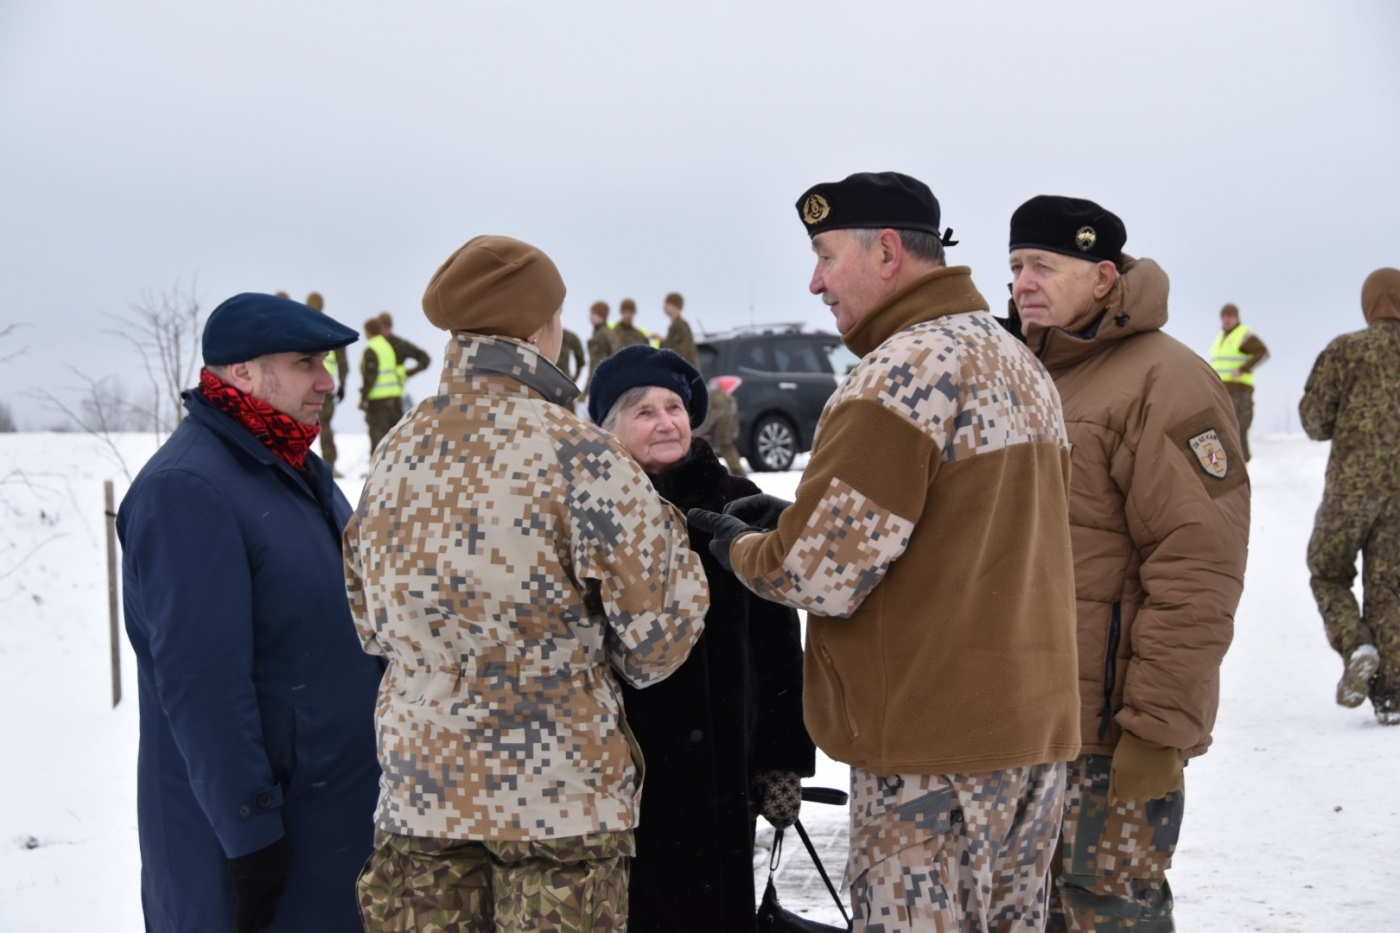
[[850, 227, 945, 266], [601, 385, 656, 433]]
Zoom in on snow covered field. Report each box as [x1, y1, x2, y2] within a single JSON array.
[[2, 431, 1397, 931]]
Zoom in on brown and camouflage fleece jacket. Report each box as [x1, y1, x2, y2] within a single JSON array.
[[730, 267, 1081, 777], [1300, 267, 1400, 498], [344, 334, 710, 842]]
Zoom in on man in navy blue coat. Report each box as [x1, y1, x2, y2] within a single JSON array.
[[118, 293, 384, 933]]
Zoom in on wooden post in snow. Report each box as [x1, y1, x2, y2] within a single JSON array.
[[105, 480, 121, 708]]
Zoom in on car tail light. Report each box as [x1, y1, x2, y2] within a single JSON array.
[[710, 376, 743, 395]]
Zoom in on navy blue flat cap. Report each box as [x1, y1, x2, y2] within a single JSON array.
[[202, 293, 359, 365], [588, 345, 708, 430]]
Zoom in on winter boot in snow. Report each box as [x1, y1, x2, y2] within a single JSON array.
[[1371, 672, 1400, 725], [1336, 644, 1379, 708]]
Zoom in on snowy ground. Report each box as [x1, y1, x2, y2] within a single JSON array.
[[1, 431, 1397, 931]]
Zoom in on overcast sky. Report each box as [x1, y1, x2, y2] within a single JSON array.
[[2, 0, 1397, 434]]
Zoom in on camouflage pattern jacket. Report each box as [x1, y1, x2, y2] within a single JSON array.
[[1299, 269, 1400, 498], [1024, 257, 1250, 759], [730, 267, 1081, 776], [345, 334, 710, 841], [660, 315, 699, 367]]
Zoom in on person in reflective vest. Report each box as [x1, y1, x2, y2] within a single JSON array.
[[1210, 303, 1269, 461], [307, 292, 349, 477], [375, 312, 432, 397], [360, 318, 403, 454]]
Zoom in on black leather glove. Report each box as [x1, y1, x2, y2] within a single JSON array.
[[723, 493, 792, 531], [336, 385, 346, 403], [753, 770, 803, 830], [687, 508, 760, 574], [228, 836, 290, 933]]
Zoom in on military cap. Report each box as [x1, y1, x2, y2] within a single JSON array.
[[664, 291, 684, 310], [423, 235, 565, 339], [1009, 195, 1126, 268], [202, 293, 359, 365], [619, 298, 637, 314], [588, 344, 709, 430], [796, 171, 954, 242], [590, 300, 610, 319]]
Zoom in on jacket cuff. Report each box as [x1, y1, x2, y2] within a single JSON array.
[[217, 783, 286, 858]]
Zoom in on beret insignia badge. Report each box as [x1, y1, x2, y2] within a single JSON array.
[[1188, 429, 1228, 479], [803, 194, 831, 226], [1075, 226, 1097, 251]]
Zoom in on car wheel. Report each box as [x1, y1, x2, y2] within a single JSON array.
[[751, 415, 797, 472]]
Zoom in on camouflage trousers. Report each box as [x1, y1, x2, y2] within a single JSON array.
[[318, 393, 339, 469], [357, 829, 633, 933], [1047, 754, 1184, 932], [700, 385, 746, 476], [1226, 385, 1253, 462], [845, 763, 1065, 932], [1307, 491, 1400, 710], [365, 397, 404, 455]]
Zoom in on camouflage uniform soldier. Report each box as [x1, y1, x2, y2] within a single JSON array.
[[346, 235, 710, 932], [1008, 196, 1250, 931], [306, 291, 350, 477], [692, 172, 1081, 932], [697, 384, 745, 476], [583, 301, 617, 399], [556, 327, 585, 382], [611, 298, 652, 349], [359, 317, 403, 453], [659, 291, 699, 366], [1300, 267, 1400, 726], [1209, 303, 1269, 462], [377, 311, 432, 394]]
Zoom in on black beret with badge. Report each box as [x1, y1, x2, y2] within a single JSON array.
[[796, 171, 958, 245], [1009, 195, 1126, 268]]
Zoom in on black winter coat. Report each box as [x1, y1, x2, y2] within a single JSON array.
[[622, 439, 815, 933]]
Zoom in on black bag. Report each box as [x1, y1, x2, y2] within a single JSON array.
[[755, 788, 852, 933]]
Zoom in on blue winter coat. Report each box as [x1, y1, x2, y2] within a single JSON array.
[[118, 391, 383, 933]]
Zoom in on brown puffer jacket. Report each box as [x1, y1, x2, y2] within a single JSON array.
[[1023, 257, 1251, 758]]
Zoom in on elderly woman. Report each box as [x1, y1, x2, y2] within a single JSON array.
[[588, 345, 815, 933], [345, 237, 710, 932]]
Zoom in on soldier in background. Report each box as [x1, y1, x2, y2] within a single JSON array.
[[584, 300, 617, 398], [556, 327, 585, 382], [359, 318, 403, 454], [307, 292, 349, 478], [1300, 267, 1400, 726], [1210, 303, 1269, 461], [612, 298, 652, 349], [376, 312, 431, 398], [348, 235, 708, 932], [659, 291, 699, 366], [697, 385, 745, 476]]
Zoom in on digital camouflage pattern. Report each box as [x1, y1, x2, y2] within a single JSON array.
[[1048, 755, 1183, 932], [1299, 320, 1400, 497], [358, 828, 632, 933], [847, 763, 1066, 932], [697, 385, 745, 476], [345, 334, 709, 842]]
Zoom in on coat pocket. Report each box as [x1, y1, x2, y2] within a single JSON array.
[[816, 640, 860, 741], [846, 783, 953, 888]]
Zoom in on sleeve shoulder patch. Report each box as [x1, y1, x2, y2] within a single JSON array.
[[1165, 408, 1248, 498]]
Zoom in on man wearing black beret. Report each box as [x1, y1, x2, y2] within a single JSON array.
[[118, 293, 384, 933], [1008, 195, 1251, 931], [690, 171, 1081, 930]]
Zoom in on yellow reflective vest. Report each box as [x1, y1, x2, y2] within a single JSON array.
[[365, 335, 403, 400], [1210, 325, 1255, 387], [324, 349, 339, 379]]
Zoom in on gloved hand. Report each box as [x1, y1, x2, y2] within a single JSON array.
[[228, 836, 290, 933], [753, 770, 803, 830], [723, 493, 792, 531], [1108, 731, 1184, 804], [686, 508, 760, 573], [336, 385, 346, 403], [358, 398, 368, 412]]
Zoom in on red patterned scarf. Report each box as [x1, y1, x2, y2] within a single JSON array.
[[199, 369, 321, 471]]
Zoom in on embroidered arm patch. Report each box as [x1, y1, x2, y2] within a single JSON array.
[[1166, 409, 1248, 499]]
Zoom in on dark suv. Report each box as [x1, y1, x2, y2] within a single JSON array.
[[695, 325, 858, 472]]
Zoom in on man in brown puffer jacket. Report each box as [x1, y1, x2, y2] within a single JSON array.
[[1008, 196, 1251, 932], [1300, 267, 1400, 726]]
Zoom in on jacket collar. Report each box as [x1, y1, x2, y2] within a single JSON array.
[[648, 439, 730, 512], [181, 390, 334, 505], [843, 266, 990, 358], [1025, 256, 1171, 373], [438, 333, 580, 406]]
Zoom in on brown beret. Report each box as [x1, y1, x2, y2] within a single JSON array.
[[378, 311, 395, 327], [620, 298, 637, 314], [305, 291, 324, 311], [422, 235, 566, 338], [664, 292, 684, 310], [590, 300, 610, 318]]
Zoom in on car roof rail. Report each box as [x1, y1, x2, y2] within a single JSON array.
[[697, 322, 820, 340]]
